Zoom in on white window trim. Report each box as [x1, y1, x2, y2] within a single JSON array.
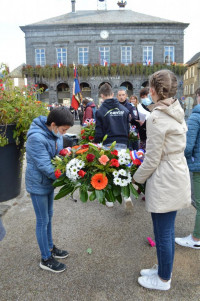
[[99, 46, 110, 66], [121, 46, 132, 65], [143, 46, 153, 65], [35, 48, 46, 66], [78, 47, 89, 66], [56, 48, 67, 65], [164, 46, 175, 65]]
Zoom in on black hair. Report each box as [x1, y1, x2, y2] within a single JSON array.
[[195, 88, 200, 96], [46, 106, 74, 126]]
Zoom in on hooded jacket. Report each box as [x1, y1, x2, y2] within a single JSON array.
[[133, 98, 191, 213], [94, 98, 129, 145], [185, 104, 200, 172], [82, 102, 96, 124], [25, 116, 63, 195]]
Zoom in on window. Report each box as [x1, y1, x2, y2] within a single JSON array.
[[191, 66, 194, 77], [185, 85, 188, 95], [191, 84, 194, 94], [99, 47, 110, 66], [164, 46, 174, 64], [78, 47, 89, 65], [121, 46, 132, 64], [56, 48, 67, 66], [143, 46, 153, 65], [35, 49, 46, 66], [185, 70, 188, 80], [189, 68, 191, 78]]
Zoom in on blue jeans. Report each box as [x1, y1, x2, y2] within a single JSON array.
[[31, 192, 54, 260], [151, 211, 177, 280]]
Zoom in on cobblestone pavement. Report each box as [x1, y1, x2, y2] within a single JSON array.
[[0, 123, 200, 301]]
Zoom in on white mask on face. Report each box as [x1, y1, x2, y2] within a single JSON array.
[[52, 127, 62, 138], [142, 98, 152, 106]]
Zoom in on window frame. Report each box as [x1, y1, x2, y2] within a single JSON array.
[[164, 46, 175, 65], [99, 46, 110, 66], [35, 48, 46, 66], [56, 48, 67, 66], [121, 46, 132, 65], [78, 47, 89, 66], [143, 46, 153, 65]]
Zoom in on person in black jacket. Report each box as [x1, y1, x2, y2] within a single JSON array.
[[95, 84, 133, 209], [117, 87, 135, 122]]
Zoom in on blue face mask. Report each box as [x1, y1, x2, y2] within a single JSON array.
[[142, 97, 152, 106], [52, 128, 62, 138]]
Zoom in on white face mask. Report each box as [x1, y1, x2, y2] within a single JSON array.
[[52, 128, 62, 138], [142, 98, 152, 106]]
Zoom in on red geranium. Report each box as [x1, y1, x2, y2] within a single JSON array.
[[78, 170, 86, 178], [88, 136, 94, 141], [81, 144, 89, 149], [55, 169, 62, 178], [82, 135, 86, 139], [110, 159, 119, 167], [132, 159, 142, 166], [59, 149, 70, 156], [86, 154, 95, 162]]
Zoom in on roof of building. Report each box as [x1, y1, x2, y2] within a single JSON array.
[[22, 10, 188, 28], [186, 52, 200, 65], [10, 64, 25, 78]]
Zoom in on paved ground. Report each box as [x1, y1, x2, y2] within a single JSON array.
[[1, 124, 200, 301]]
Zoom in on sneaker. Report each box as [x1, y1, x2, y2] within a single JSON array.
[[106, 201, 114, 208], [175, 234, 200, 249], [40, 256, 66, 273], [140, 264, 158, 276], [51, 245, 69, 258], [138, 274, 171, 291], [124, 197, 133, 209]]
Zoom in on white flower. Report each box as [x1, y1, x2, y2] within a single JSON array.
[[113, 171, 118, 177], [118, 157, 126, 165], [119, 169, 126, 176]]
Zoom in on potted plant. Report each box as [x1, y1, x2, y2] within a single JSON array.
[[0, 64, 48, 202]]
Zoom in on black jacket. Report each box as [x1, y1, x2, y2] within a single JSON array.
[[94, 98, 129, 145]]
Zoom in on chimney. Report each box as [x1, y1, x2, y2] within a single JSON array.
[[71, 0, 76, 13]]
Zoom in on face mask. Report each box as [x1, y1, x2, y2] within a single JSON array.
[[148, 94, 153, 104], [52, 128, 62, 138], [142, 97, 152, 106]]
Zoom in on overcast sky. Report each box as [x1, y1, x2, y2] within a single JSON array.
[[0, 0, 199, 71]]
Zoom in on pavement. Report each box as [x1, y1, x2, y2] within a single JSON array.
[[1, 123, 200, 301]]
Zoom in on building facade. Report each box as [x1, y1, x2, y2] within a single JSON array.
[[20, 0, 188, 105]]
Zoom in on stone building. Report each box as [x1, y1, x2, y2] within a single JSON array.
[[20, 0, 188, 105], [183, 52, 200, 105]]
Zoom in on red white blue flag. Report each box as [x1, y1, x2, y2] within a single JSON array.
[[71, 66, 82, 110]]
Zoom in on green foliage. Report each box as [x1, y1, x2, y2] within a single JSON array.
[[0, 64, 48, 148]]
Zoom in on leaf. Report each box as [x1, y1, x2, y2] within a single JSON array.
[[87, 248, 92, 254], [113, 185, 121, 196], [116, 194, 122, 204], [129, 183, 139, 199], [89, 190, 96, 201], [80, 187, 88, 203], [95, 190, 105, 202], [53, 178, 65, 188], [121, 185, 130, 198], [54, 185, 74, 200], [105, 189, 115, 203]]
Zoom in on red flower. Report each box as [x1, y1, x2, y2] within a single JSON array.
[[34, 84, 38, 87], [86, 154, 95, 162], [110, 159, 119, 167], [78, 170, 86, 178], [81, 129, 85, 135], [82, 135, 86, 139], [111, 150, 118, 156], [59, 149, 70, 156], [132, 159, 142, 166], [55, 169, 62, 178], [81, 144, 89, 149], [88, 136, 94, 141]]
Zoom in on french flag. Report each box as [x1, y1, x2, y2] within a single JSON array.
[[71, 66, 82, 110]]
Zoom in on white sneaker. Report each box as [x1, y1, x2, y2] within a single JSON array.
[[124, 197, 133, 209], [175, 234, 200, 249], [138, 274, 171, 291], [140, 264, 158, 276], [106, 201, 114, 208]]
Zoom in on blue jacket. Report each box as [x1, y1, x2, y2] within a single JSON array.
[[94, 98, 129, 145], [25, 116, 63, 195], [185, 104, 200, 172]]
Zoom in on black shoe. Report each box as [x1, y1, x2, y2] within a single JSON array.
[[40, 256, 66, 273], [51, 245, 69, 259]]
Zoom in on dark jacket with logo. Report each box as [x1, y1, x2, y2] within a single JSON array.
[[94, 98, 129, 145]]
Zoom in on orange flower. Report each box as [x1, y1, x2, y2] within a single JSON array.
[[98, 155, 109, 165], [81, 129, 85, 135], [76, 148, 89, 154], [72, 145, 80, 150], [91, 173, 108, 190]]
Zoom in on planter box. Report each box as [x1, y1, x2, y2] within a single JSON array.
[[0, 125, 23, 202]]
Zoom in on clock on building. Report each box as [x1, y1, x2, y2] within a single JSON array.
[[100, 30, 109, 39]]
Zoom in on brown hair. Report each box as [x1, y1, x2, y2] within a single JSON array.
[[149, 69, 177, 100], [99, 83, 113, 97], [82, 97, 93, 106], [140, 87, 149, 98], [129, 95, 139, 105], [195, 88, 200, 96]]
